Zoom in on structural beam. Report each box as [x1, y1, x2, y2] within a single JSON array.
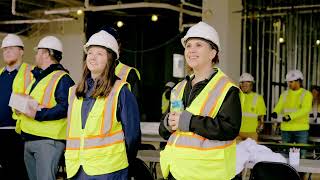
[[44, 2, 202, 17], [47, 0, 83, 7]]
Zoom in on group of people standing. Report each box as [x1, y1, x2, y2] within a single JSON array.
[[0, 27, 141, 180], [237, 69, 319, 158], [1, 20, 319, 180], [159, 22, 319, 179]]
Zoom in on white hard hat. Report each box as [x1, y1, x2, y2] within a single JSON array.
[[35, 36, 63, 52], [165, 81, 175, 88], [239, 73, 254, 82], [285, 70, 303, 81], [181, 21, 220, 50], [83, 30, 119, 60], [1, 34, 24, 48]]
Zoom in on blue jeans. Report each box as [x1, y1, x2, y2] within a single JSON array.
[[71, 166, 128, 180], [24, 139, 65, 180], [281, 130, 308, 158]]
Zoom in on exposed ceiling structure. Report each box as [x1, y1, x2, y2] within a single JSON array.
[[241, 0, 320, 116], [0, 0, 202, 35], [242, 0, 320, 16]]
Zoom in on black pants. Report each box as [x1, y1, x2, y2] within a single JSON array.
[[0, 129, 28, 180]]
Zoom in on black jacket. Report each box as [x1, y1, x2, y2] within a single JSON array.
[[159, 70, 242, 141]]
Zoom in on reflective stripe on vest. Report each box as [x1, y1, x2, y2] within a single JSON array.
[[41, 71, 65, 107], [201, 76, 233, 116], [283, 89, 306, 114], [115, 62, 141, 82], [242, 112, 258, 118], [66, 86, 77, 138], [67, 131, 124, 150], [23, 64, 33, 92], [242, 94, 259, 118], [167, 132, 234, 150], [175, 80, 187, 97], [116, 63, 130, 81], [169, 80, 187, 112], [66, 80, 125, 150]]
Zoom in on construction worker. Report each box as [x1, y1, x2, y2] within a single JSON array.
[[161, 81, 175, 114], [100, 26, 141, 96], [159, 22, 242, 180], [65, 30, 140, 179], [238, 73, 266, 141], [310, 85, 320, 122], [100, 26, 145, 123], [271, 70, 312, 158], [100, 26, 145, 178], [0, 34, 31, 179], [14, 36, 75, 180]]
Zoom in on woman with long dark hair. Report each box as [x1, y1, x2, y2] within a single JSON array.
[[65, 30, 140, 180]]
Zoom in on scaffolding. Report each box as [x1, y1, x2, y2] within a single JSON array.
[[241, 2, 320, 120]]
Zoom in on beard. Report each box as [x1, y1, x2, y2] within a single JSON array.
[[5, 59, 18, 66]]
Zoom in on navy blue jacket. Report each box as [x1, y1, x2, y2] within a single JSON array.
[[0, 68, 18, 127]]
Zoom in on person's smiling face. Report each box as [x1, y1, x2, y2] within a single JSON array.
[[86, 46, 109, 76], [184, 38, 216, 71]]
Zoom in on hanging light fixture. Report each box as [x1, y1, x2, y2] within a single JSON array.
[[279, 37, 285, 43], [151, 14, 158, 22], [76, 9, 83, 15], [117, 21, 124, 28]]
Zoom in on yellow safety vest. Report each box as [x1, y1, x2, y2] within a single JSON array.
[[1, 63, 34, 132], [115, 61, 141, 82], [161, 89, 170, 114], [274, 88, 312, 131], [0, 63, 34, 94], [18, 70, 68, 139], [65, 80, 128, 178], [160, 68, 238, 180], [240, 92, 266, 133]]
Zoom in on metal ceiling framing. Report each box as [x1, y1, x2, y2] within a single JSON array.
[[241, 0, 320, 120]]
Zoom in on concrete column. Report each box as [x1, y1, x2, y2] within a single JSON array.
[[202, 0, 242, 82]]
